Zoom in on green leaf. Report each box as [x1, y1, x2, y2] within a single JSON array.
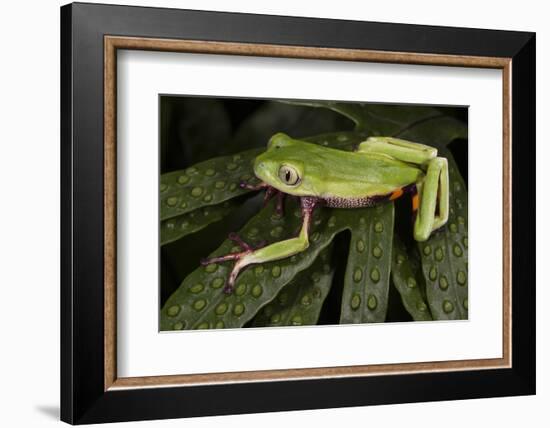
[[391, 236, 433, 321], [340, 203, 395, 323], [160, 148, 262, 221], [251, 247, 334, 327], [160, 200, 239, 246], [417, 151, 468, 320], [161, 198, 331, 330]]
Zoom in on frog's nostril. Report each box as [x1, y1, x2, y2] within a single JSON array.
[[254, 160, 269, 178]]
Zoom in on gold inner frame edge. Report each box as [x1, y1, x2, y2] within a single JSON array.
[[104, 36, 512, 391]]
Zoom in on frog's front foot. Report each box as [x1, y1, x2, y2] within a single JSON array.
[[200, 232, 267, 294], [239, 181, 287, 215], [274, 192, 286, 216], [239, 181, 268, 191]]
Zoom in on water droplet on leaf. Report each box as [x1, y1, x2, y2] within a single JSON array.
[[167, 305, 180, 317], [191, 187, 203, 197], [367, 294, 378, 310], [350, 294, 361, 310], [443, 300, 454, 313], [193, 299, 206, 311], [370, 267, 380, 283]]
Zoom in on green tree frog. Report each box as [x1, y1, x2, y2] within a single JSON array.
[[202, 133, 449, 293]]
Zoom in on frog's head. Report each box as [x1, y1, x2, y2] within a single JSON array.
[[253, 133, 309, 196]]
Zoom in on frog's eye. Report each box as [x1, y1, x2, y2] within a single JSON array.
[[278, 165, 300, 186]]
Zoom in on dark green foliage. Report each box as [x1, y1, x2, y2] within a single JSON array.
[[160, 148, 262, 221], [161, 193, 396, 330], [161, 197, 337, 330], [252, 247, 335, 327], [340, 203, 394, 323], [160, 99, 468, 329], [391, 236, 433, 321], [161, 200, 239, 246]]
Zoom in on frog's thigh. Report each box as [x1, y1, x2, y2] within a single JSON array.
[[414, 157, 449, 241], [357, 136, 437, 165]]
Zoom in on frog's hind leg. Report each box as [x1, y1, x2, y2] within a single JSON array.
[[200, 233, 267, 293], [357, 137, 448, 240], [202, 197, 319, 293], [357, 136, 437, 164], [200, 233, 266, 265], [413, 157, 449, 241]]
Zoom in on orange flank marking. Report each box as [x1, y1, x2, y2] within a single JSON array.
[[389, 188, 404, 201], [412, 194, 420, 211]]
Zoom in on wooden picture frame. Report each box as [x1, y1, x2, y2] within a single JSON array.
[[61, 2, 535, 424]]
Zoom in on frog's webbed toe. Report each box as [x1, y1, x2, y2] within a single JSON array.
[[227, 232, 267, 252]]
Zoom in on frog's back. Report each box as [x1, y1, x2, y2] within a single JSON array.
[[304, 145, 423, 202]]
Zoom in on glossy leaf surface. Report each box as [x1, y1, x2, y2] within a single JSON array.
[[391, 236, 433, 321], [252, 247, 335, 327]]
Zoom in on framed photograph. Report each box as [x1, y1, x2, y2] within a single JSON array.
[[61, 2, 535, 424]]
